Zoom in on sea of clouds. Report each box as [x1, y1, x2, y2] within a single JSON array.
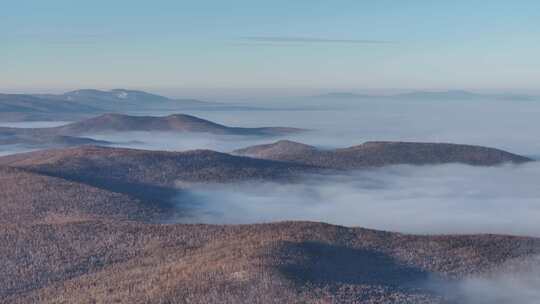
[[1, 97, 539, 237], [2, 95, 539, 302], [175, 162, 540, 237]]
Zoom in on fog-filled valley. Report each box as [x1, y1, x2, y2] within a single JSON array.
[[2, 90, 540, 303], [176, 162, 540, 236], [4, 1, 540, 302], [4, 95, 540, 155], [2, 95, 540, 236]]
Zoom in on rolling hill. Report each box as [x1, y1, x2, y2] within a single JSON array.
[[47, 113, 305, 136], [2, 113, 305, 137], [0, 140, 529, 205], [0, 113, 305, 151], [233, 140, 532, 168], [0, 145, 315, 203]]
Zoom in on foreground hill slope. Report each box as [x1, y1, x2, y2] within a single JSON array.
[[233, 140, 532, 168], [1, 220, 539, 303]]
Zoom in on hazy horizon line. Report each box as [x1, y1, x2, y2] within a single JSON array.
[[2, 86, 540, 97]]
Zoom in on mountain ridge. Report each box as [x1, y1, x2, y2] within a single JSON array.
[[233, 140, 532, 168], [0, 113, 306, 150], [312, 90, 537, 101], [0, 89, 223, 122], [2, 113, 306, 137]]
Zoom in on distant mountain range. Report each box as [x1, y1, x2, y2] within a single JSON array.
[[35, 89, 210, 110], [0, 89, 235, 122], [313, 90, 538, 101], [2, 89, 536, 122], [0, 93, 100, 114], [312, 92, 375, 99], [0, 134, 111, 147]]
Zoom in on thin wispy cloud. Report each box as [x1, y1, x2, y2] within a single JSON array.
[[242, 36, 393, 44], [230, 42, 309, 48], [3, 28, 117, 47]]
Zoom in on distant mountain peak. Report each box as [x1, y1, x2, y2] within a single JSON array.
[[62, 88, 169, 103], [395, 90, 536, 101], [307, 90, 537, 101], [314, 92, 373, 99], [65, 89, 104, 95], [397, 90, 478, 99], [115, 91, 129, 99]]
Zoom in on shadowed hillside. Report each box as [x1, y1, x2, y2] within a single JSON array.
[[0, 145, 315, 203], [0, 141, 530, 206], [0, 167, 167, 224], [233, 140, 532, 168], [1, 220, 539, 303]]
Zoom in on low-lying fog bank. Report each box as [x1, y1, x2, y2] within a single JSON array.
[[0, 145, 42, 156], [0, 121, 72, 128], [180, 98, 540, 157], [436, 256, 540, 304], [90, 97, 540, 157], [2, 97, 540, 158], [1, 98, 539, 239], [175, 162, 540, 237], [89, 131, 278, 153]]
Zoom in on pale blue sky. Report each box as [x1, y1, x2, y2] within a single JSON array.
[[1, 1, 539, 94]]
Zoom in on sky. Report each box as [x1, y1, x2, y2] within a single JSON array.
[[1, 1, 539, 95]]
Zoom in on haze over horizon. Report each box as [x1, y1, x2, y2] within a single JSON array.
[[2, 1, 540, 97]]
